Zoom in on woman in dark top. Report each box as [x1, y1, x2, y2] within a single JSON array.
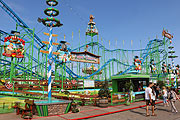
[[154, 83, 160, 100]]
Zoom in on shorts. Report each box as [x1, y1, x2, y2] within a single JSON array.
[[146, 100, 155, 106]]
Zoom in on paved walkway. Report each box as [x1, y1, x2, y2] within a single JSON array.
[[1, 99, 180, 120], [88, 101, 180, 120], [0, 100, 159, 120]]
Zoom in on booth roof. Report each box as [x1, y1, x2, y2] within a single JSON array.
[[111, 74, 150, 80]]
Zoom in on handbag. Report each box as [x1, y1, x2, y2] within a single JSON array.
[[169, 92, 173, 100]]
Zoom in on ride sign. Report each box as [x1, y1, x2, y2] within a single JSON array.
[[70, 51, 100, 64]]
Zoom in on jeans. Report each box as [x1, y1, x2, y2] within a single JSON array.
[[163, 96, 167, 103]]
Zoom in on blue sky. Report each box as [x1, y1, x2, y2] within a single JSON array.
[[0, 0, 180, 64]]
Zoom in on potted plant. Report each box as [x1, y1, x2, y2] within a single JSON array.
[[97, 80, 110, 107], [71, 100, 79, 113]]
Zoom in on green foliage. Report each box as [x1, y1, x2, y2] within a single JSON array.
[[98, 81, 110, 98], [71, 101, 79, 113]]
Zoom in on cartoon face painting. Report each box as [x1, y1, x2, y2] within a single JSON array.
[[134, 56, 142, 70], [3, 33, 25, 58]]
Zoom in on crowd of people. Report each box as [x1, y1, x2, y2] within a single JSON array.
[[145, 82, 180, 117]]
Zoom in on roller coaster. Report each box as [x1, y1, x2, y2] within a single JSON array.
[[0, 0, 178, 93]]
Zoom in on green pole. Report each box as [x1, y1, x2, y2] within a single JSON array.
[[126, 51, 129, 66], [27, 42, 31, 80], [101, 38, 104, 80], [30, 28, 35, 80], [41, 54, 44, 79], [109, 62, 111, 79], [122, 50, 126, 70], [14, 58, 17, 78], [64, 63, 67, 88], [3, 55, 7, 80], [104, 43, 107, 79], [61, 64, 64, 89], [97, 35, 100, 80], [112, 52, 114, 75], [116, 39, 118, 73], [55, 63, 57, 80], [37, 47, 40, 80], [10, 58, 14, 83], [119, 50, 121, 73], [23, 49, 26, 80]]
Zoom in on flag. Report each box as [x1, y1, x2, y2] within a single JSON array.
[[72, 31, 74, 40], [79, 29, 80, 38], [131, 40, 133, 47], [116, 39, 117, 48]]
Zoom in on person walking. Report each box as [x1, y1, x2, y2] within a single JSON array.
[[168, 87, 180, 113], [151, 86, 157, 116], [162, 86, 169, 107], [145, 82, 155, 116], [154, 83, 160, 100]]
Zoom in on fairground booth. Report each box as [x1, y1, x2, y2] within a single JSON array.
[[111, 74, 150, 104]]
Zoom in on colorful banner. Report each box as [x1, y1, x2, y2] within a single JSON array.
[[70, 53, 100, 64]]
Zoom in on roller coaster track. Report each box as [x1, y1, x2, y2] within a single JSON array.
[[0, 29, 168, 80], [64, 48, 167, 79], [72, 39, 165, 52], [0, 59, 44, 78], [0, 0, 169, 80], [63, 38, 168, 79], [0, 28, 168, 80]]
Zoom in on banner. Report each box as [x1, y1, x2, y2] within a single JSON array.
[[70, 51, 100, 64]]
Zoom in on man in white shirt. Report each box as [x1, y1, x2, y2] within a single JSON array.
[[145, 82, 154, 116]]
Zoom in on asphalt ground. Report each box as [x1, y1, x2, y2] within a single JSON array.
[[1, 99, 180, 120]]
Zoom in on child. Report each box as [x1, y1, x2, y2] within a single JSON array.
[[162, 86, 169, 106]]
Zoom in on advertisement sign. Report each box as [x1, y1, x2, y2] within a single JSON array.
[[70, 51, 100, 64], [79, 80, 95, 88], [84, 80, 95, 88]]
